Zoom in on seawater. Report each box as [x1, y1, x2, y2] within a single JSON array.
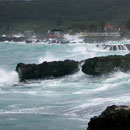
[[0, 41, 130, 130]]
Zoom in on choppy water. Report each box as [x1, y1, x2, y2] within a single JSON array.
[[0, 40, 130, 130]]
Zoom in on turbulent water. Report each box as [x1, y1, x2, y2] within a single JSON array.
[[0, 40, 130, 130]]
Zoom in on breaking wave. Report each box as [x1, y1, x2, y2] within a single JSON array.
[[0, 68, 19, 86]]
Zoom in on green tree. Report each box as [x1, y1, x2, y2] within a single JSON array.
[[126, 19, 130, 30]]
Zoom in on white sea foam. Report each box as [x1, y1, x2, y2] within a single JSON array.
[[65, 94, 130, 116], [105, 71, 129, 83], [0, 106, 45, 114], [93, 83, 118, 92], [0, 68, 19, 86], [10, 90, 38, 96], [38, 52, 59, 63], [64, 34, 84, 43], [69, 45, 97, 60], [93, 71, 130, 92], [72, 46, 87, 54], [73, 71, 130, 95]]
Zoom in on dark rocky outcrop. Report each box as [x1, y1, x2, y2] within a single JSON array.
[[0, 36, 25, 42], [97, 44, 130, 51], [16, 60, 79, 81], [82, 54, 130, 75], [87, 105, 130, 130]]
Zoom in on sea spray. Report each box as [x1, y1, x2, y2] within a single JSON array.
[[38, 52, 59, 63], [1, 40, 130, 130], [0, 68, 19, 86]]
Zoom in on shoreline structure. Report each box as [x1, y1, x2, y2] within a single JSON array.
[[0, 31, 125, 43]]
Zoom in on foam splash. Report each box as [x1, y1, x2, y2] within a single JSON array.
[[72, 46, 87, 54], [38, 52, 59, 63], [93, 71, 130, 92], [64, 34, 84, 42], [0, 68, 19, 86], [104, 71, 129, 83], [64, 94, 130, 117], [69, 44, 97, 60]]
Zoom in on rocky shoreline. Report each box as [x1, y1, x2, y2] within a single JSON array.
[[16, 53, 130, 81], [82, 54, 130, 75], [87, 105, 130, 130], [15, 54, 130, 130], [0, 34, 127, 44], [16, 60, 79, 81], [97, 44, 130, 51]]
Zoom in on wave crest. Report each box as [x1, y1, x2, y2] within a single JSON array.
[[0, 68, 19, 86]]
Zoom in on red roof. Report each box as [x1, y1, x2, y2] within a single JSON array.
[[48, 34, 59, 38], [104, 24, 113, 29]]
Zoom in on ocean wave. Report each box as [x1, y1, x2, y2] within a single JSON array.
[[0, 106, 45, 114], [38, 52, 60, 63], [0, 68, 19, 86], [64, 94, 130, 117]]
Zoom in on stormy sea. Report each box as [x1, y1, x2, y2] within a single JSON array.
[[0, 39, 130, 130]]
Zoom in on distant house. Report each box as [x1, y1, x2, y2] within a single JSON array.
[[104, 24, 113, 31], [47, 29, 65, 38]]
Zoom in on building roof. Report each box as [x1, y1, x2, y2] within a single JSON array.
[[104, 24, 113, 29]]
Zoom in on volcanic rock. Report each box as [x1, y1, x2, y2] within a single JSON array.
[[87, 105, 130, 130], [82, 54, 130, 75], [97, 44, 129, 51], [0, 36, 25, 42], [16, 60, 79, 81]]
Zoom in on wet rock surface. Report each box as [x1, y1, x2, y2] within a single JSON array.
[[87, 105, 130, 130], [16, 60, 79, 81], [97, 44, 130, 51], [0, 36, 25, 42], [82, 54, 130, 75]]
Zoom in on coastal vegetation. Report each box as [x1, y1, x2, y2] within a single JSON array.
[[0, 0, 130, 34]]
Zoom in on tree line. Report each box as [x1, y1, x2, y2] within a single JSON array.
[[0, 0, 130, 33]]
